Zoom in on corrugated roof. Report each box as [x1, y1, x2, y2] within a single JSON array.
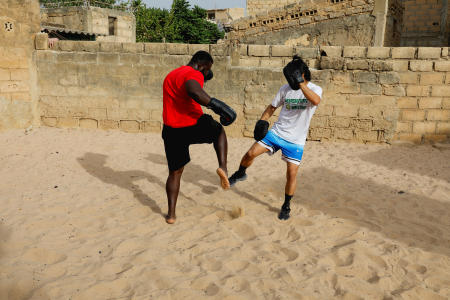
[[41, 25, 107, 37]]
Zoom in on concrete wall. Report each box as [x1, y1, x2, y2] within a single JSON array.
[[228, 0, 378, 46], [236, 15, 376, 46], [35, 38, 450, 144], [41, 7, 88, 32], [0, 0, 41, 130], [243, 0, 448, 47], [207, 8, 246, 24], [41, 7, 136, 43], [401, 0, 449, 47]]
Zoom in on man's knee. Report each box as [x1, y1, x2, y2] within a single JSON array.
[[245, 149, 258, 160], [286, 169, 298, 181], [169, 167, 184, 177]]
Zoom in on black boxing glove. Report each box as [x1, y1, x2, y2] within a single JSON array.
[[207, 98, 237, 126], [283, 61, 304, 90], [254, 120, 269, 141]]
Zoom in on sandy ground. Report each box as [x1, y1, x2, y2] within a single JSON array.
[[0, 127, 449, 300]]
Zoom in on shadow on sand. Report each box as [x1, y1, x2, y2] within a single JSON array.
[[275, 167, 450, 257], [360, 145, 450, 183], [77, 153, 164, 216], [145, 153, 279, 213]]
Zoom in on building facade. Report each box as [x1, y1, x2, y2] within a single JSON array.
[[41, 6, 136, 42]]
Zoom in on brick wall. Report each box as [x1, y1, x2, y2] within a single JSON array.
[[0, 0, 41, 130], [401, 0, 449, 46], [35, 38, 449, 144]]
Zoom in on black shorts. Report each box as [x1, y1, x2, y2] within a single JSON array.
[[162, 114, 222, 171]]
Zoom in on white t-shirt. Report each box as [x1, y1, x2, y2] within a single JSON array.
[[271, 82, 323, 145]]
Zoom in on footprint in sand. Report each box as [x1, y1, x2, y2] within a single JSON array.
[[279, 247, 299, 262], [229, 223, 257, 241], [191, 275, 221, 296], [411, 264, 427, 274], [331, 245, 355, 267], [221, 276, 250, 293], [367, 272, 381, 284], [114, 238, 146, 257], [287, 227, 301, 242], [22, 248, 67, 265], [205, 283, 220, 296], [200, 259, 223, 272]]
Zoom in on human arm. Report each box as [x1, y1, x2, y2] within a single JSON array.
[[260, 104, 277, 121], [185, 79, 211, 106], [299, 78, 321, 106], [185, 79, 236, 126]]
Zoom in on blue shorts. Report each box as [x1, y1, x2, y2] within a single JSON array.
[[257, 130, 304, 165]]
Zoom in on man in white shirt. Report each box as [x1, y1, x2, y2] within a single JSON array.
[[229, 55, 322, 220]]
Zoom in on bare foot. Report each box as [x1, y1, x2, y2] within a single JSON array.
[[165, 215, 176, 224], [216, 168, 230, 190]]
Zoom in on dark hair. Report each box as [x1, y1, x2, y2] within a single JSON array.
[[291, 55, 311, 81], [189, 51, 214, 65]]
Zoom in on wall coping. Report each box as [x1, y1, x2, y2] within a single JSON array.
[[35, 35, 449, 61]]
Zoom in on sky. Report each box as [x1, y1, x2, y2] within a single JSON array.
[[142, 0, 247, 10]]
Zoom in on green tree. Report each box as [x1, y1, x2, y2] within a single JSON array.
[[40, 0, 225, 44], [131, 0, 223, 44], [164, 0, 224, 44], [131, 0, 169, 42]]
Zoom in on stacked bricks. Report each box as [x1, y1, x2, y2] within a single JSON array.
[[0, 0, 41, 130], [401, 0, 447, 46], [393, 47, 450, 143], [35, 38, 450, 144]]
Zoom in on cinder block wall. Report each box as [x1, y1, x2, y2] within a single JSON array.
[[0, 0, 41, 130], [401, 0, 448, 46], [35, 39, 449, 144]]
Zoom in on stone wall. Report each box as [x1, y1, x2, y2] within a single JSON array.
[[242, 0, 448, 47], [228, 0, 379, 46], [0, 0, 41, 130], [401, 0, 449, 47], [35, 38, 450, 144]]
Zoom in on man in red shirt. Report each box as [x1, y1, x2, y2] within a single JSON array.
[[162, 51, 236, 224]]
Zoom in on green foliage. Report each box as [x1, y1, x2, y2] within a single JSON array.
[[39, 0, 225, 44], [131, 0, 169, 42], [131, 0, 224, 44]]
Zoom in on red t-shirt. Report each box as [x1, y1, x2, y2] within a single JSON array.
[[163, 65, 204, 128]]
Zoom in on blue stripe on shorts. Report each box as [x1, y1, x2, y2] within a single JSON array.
[[258, 130, 304, 165]]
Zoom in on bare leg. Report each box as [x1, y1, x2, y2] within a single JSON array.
[[214, 128, 230, 189], [279, 162, 300, 220], [285, 162, 300, 195], [229, 143, 269, 186], [165, 167, 184, 224], [240, 142, 269, 168], [214, 127, 227, 171]]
